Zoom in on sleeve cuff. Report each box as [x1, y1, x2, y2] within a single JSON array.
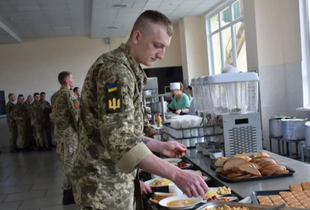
[[117, 142, 152, 173]]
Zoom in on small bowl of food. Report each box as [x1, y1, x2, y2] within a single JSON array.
[[159, 195, 202, 209]]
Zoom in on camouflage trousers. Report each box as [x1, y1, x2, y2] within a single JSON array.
[[43, 121, 52, 144], [57, 136, 78, 190], [17, 122, 29, 149], [8, 123, 18, 151], [26, 120, 35, 144], [33, 123, 46, 148]]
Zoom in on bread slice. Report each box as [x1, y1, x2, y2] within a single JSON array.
[[234, 153, 249, 157], [238, 165, 262, 176], [215, 157, 229, 167], [215, 167, 223, 173], [223, 158, 247, 171], [260, 169, 276, 176], [235, 156, 251, 162], [250, 151, 270, 158], [154, 192, 176, 201], [274, 169, 289, 175]]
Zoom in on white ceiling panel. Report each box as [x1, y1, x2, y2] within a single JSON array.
[[0, 0, 220, 44]]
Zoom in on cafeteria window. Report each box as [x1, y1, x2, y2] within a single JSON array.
[[206, 0, 247, 75], [0, 91, 6, 115]]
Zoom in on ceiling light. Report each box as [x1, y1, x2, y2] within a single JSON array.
[[107, 26, 119, 29], [112, 4, 128, 8]]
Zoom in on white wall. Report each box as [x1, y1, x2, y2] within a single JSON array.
[[179, 16, 209, 86], [0, 24, 182, 101]]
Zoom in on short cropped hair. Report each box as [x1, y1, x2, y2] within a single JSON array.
[[130, 10, 173, 38], [40, 92, 45, 95], [8, 93, 14, 98], [73, 87, 79, 92], [18, 94, 24, 98], [34, 92, 39, 97], [58, 71, 72, 85]]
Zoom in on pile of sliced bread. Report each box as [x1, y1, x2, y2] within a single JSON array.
[[214, 151, 290, 180]]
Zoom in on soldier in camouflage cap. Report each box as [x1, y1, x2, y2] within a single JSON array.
[[6, 93, 20, 153], [12, 95, 31, 151], [51, 71, 80, 205], [31, 93, 51, 152], [72, 10, 208, 210]]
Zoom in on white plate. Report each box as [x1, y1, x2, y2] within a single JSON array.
[[162, 158, 182, 165], [144, 178, 173, 187], [159, 195, 203, 210]]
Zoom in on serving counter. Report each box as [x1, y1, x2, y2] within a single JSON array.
[[145, 149, 310, 210]]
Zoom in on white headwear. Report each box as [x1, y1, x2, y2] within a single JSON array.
[[170, 82, 181, 90], [222, 64, 239, 73]]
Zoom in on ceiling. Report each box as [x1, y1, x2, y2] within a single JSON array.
[[0, 0, 220, 44]]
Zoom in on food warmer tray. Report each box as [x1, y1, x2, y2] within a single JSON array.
[[196, 201, 304, 210], [250, 189, 290, 205], [216, 166, 295, 183]]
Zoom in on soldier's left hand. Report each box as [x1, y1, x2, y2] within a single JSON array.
[[140, 181, 152, 194], [160, 141, 187, 158]]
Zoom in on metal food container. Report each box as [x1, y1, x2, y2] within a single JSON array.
[[196, 201, 302, 210], [196, 142, 207, 152]]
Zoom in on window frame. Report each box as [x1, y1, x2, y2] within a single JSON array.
[[300, 0, 310, 107], [206, 0, 245, 75]]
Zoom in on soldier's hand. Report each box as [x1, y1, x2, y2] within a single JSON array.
[[173, 170, 208, 198], [160, 141, 187, 158], [140, 181, 152, 195]]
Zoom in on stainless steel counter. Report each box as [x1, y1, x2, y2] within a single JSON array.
[[184, 149, 310, 198]]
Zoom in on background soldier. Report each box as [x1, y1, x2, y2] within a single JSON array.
[[31, 93, 51, 152], [24, 95, 35, 147], [12, 95, 31, 151], [51, 72, 79, 205], [40, 92, 54, 147], [6, 93, 19, 153], [73, 87, 80, 100]]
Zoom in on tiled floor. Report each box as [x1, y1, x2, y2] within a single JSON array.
[[0, 147, 78, 210]]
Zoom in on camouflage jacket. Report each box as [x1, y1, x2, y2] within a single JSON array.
[[40, 100, 52, 122], [30, 101, 45, 125], [72, 43, 156, 208], [6, 101, 15, 124], [12, 102, 27, 124], [51, 86, 80, 136], [23, 101, 32, 120]]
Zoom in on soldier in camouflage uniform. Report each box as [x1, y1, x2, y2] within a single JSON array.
[[12, 95, 31, 151], [40, 92, 55, 147], [6, 93, 20, 153], [73, 87, 80, 102], [24, 95, 35, 146], [31, 93, 51, 152], [51, 71, 80, 205], [71, 10, 208, 210]]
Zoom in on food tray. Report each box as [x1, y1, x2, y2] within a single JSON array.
[[196, 201, 303, 210], [251, 189, 290, 205], [216, 166, 295, 183]]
